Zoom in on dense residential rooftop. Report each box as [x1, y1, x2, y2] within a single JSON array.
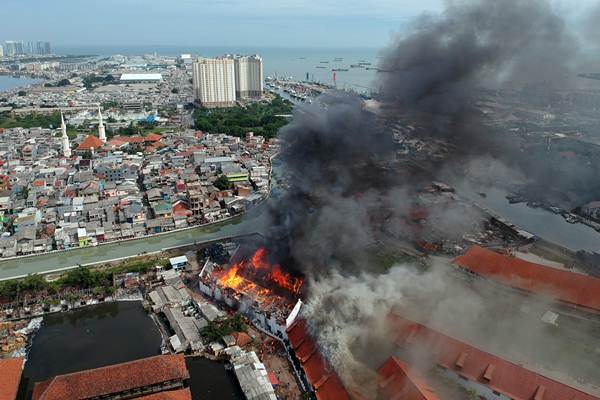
[[0, 126, 276, 257]]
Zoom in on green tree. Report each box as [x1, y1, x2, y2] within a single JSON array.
[[171, 88, 179, 94], [213, 175, 231, 191], [17, 91, 27, 96]]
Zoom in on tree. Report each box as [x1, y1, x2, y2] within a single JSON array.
[[17, 91, 27, 97], [213, 175, 231, 191], [171, 88, 179, 94]]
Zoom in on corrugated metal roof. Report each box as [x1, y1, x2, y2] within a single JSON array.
[[120, 73, 163, 81], [453, 245, 600, 312]]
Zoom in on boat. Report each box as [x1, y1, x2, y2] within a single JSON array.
[[365, 67, 379, 71], [564, 213, 580, 224], [319, 61, 329, 64], [333, 58, 343, 61], [315, 66, 326, 69], [332, 68, 349, 72], [350, 64, 364, 68], [506, 194, 526, 204]]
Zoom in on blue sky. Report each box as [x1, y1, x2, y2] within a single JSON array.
[[0, 0, 443, 48], [0, 0, 596, 48]]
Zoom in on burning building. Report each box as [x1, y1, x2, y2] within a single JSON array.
[[199, 247, 304, 338]]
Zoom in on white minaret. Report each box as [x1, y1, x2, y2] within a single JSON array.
[[98, 106, 106, 143], [61, 112, 71, 158]]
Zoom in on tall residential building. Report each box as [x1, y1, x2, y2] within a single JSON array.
[[233, 55, 264, 99], [0, 45, 3, 58], [192, 57, 236, 108], [39, 41, 51, 55], [4, 41, 24, 56]]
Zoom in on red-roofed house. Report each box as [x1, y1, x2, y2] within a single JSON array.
[[107, 137, 129, 148], [286, 319, 350, 400], [145, 133, 162, 143], [232, 331, 252, 347], [175, 180, 187, 192], [454, 245, 600, 313], [268, 371, 279, 386], [76, 135, 105, 152], [32, 354, 189, 400], [0, 357, 24, 400], [390, 314, 599, 400], [127, 136, 146, 144], [377, 357, 438, 400], [172, 200, 192, 218]]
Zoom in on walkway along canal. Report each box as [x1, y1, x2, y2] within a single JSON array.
[[0, 211, 268, 281]]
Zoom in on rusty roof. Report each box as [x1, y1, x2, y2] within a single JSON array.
[[453, 245, 600, 312], [377, 356, 439, 400], [138, 388, 192, 400], [32, 355, 189, 400], [287, 319, 350, 400], [391, 314, 599, 400], [0, 358, 24, 400]]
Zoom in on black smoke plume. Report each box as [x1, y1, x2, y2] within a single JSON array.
[[253, 0, 600, 397]]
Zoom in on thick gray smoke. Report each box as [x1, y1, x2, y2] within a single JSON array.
[[256, 0, 600, 396]]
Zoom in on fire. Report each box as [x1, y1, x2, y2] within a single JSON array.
[[217, 247, 303, 296], [219, 262, 245, 289]]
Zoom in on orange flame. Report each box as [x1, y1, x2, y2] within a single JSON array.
[[217, 247, 303, 296], [219, 262, 245, 289]]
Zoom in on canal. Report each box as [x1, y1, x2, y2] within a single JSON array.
[[19, 301, 244, 400], [457, 183, 600, 252], [0, 211, 266, 280]]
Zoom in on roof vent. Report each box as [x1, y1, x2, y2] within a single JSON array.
[[455, 351, 468, 369], [534, 385, 546, 400], [483, 364, 494, 381]]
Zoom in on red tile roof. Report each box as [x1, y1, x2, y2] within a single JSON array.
[[268, 371, 279, 386], [76, 135, 104, 151], [145, 133, 162, 142], [377, 357, 438, 400], [453, 245, 600, 313], [127, 136, 146, 144], [0, 357, 24, 400], [138, 388, 192, 400], [32, 355, 189, 400], [390, 314, 599, 400], [233, 331, 252, 347], [286, 319, 350, 400]]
